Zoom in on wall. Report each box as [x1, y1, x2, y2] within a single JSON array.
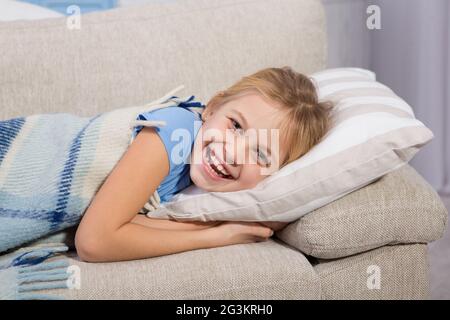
[[323, 0, 449, 194], [322, 0, 372, 69]]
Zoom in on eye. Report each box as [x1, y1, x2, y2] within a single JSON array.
[[256, 146, 270, 167], [229, 118, 244, 134]]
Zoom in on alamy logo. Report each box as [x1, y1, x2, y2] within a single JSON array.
[[366, 265, 381, 290], [67, 5, 81, 30], [366, 5, 381, 30], [67, 265, 81, 290], [169, 121, 281, 175]]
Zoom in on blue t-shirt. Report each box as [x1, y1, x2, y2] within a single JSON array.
[[131, 96, 204, 203]]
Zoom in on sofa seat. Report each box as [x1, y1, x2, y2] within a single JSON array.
[[39, 240, 321, 299], [36, 241, 430, 300]]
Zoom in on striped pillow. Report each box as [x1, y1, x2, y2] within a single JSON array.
[[148, 68, 433, 222]]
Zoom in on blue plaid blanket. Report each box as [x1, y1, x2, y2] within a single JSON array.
[[0, 85, 199, 299]]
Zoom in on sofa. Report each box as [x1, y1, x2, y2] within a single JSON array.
[[0, 0, 447, 299]]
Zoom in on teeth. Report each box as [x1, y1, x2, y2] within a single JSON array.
[[206, 146, 233, 179], [216, 164, 228, 176], [210, 150, 230, 176]]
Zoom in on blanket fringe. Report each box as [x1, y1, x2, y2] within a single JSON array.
[[0, 244, 70, 300]]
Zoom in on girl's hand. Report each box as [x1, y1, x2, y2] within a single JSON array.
[[258, 221, 290, 232], [207, 221, 274, 247]]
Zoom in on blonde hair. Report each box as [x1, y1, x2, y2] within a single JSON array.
[[204, 66, 333, 168]]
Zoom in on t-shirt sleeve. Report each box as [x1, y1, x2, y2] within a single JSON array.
[[131, 106, 199, 174]]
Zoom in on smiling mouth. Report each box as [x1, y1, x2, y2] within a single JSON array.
[[204, 145, 234, 180]]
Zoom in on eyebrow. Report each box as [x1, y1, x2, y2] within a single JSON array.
[[232, 109, 273, 157]]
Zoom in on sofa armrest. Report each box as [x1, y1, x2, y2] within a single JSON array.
[[276, 164, 448, 259]]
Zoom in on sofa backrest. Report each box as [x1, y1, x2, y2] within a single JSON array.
[[0, 0, 326, 119]]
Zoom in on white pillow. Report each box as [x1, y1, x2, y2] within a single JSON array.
[[147, 68, 433, 222], [0, 0, 63, 22]]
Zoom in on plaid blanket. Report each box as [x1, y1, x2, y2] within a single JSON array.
[[0, 85, 197, 299]]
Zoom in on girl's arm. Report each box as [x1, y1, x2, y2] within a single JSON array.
[[130, 214, 221, 231], [131, 215, 288, 232], [75, 127, 273, 262], [75, 127, 210, 262]]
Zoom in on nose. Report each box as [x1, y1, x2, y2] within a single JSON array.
[[208, 141, 236, 166], [222, 134, 248, 166], [223, 141, 238, 167]]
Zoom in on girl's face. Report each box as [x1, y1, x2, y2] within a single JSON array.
[[189, 92, 288, 192]]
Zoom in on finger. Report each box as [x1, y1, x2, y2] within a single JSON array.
[[253, 236, 270, 242], [260, 221, 289, 231], [251, 225, 274, 238]]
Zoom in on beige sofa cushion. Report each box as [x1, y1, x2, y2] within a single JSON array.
[[38, 240, 320, 299], [276, 164, 448, 259], [314, 244, 429, 299], [0, 0, 326, 120]]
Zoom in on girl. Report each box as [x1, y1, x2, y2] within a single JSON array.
[[75, 66, 332, 262]]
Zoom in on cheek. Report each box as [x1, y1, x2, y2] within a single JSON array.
[[189, 163, 204, 187], [189, 165, 198, 183], [204, 119, 229, 134]]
